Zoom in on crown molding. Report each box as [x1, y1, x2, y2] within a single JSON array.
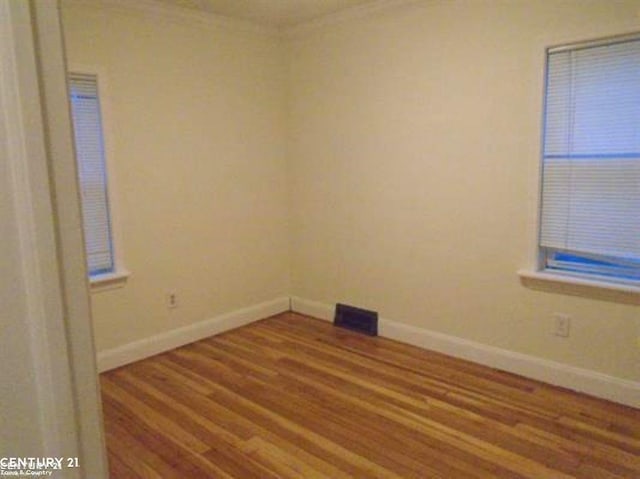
[[281, 0, 422, 39], [61, 0, 280, 37], [62, 0, 422, 39]]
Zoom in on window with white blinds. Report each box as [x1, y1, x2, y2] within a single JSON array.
[[69, 73, 114, 277], [539, 34, 640, 283]]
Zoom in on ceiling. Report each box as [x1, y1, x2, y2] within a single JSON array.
[[153, 0, 378, 28]]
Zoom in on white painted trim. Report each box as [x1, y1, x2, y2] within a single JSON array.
[[97, 297, 290, 372], [62, 0, 420, 39], [1, 0, 79, 462], [518, 269, 640, 295], [90, 268, 130, 292], [283, 0, 422, 38], [61, 0, 278, 37], [290, 296, 334, 321], [30, 1, 109, 475], [290, 296, 640, 408]]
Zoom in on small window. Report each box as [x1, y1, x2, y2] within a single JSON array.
[[539, 34, 640, 285], [69, 73, 115, 278]]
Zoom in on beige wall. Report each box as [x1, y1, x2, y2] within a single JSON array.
[[62, 3, 289, 352], [62, 0, 640, 383], [287, 0, 640, 381]]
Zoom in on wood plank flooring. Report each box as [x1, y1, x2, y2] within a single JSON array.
[[100, 312, 640, 478]]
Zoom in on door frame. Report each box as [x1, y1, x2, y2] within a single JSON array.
[[1, 1, 108, 476]]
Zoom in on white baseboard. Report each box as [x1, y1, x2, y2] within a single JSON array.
[[97, 296, 290, 372], [290, 296, 640, 408]]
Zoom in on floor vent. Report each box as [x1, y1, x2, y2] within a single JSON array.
[[334, 303, 378, 336]]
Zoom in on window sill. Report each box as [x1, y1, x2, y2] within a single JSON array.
[[517, 269, 640, 295], [89, 269, 130, 293]]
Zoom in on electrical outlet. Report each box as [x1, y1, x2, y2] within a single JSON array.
[[166, 291, 178, 309], [553, 313, 570, 337]]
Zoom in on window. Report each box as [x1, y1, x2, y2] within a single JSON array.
[[539, 34, 640, 286], [69, 73, 123, 284]]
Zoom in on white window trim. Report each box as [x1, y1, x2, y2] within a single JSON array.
[[69, 64, 129, 292], [518, 269, 640, 295], [520, 31, 640, 297], [90, 268, 131, 291]]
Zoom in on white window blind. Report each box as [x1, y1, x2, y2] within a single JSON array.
[[540, 36, 640, 277], [69, 73, 114, 276]]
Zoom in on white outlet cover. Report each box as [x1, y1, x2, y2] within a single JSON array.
[[553, 313, 570, 337]]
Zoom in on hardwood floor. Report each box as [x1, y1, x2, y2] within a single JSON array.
[[100, 312, 640, 478]]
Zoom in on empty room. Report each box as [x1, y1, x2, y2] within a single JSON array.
[[2, 0, 640, 477]]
